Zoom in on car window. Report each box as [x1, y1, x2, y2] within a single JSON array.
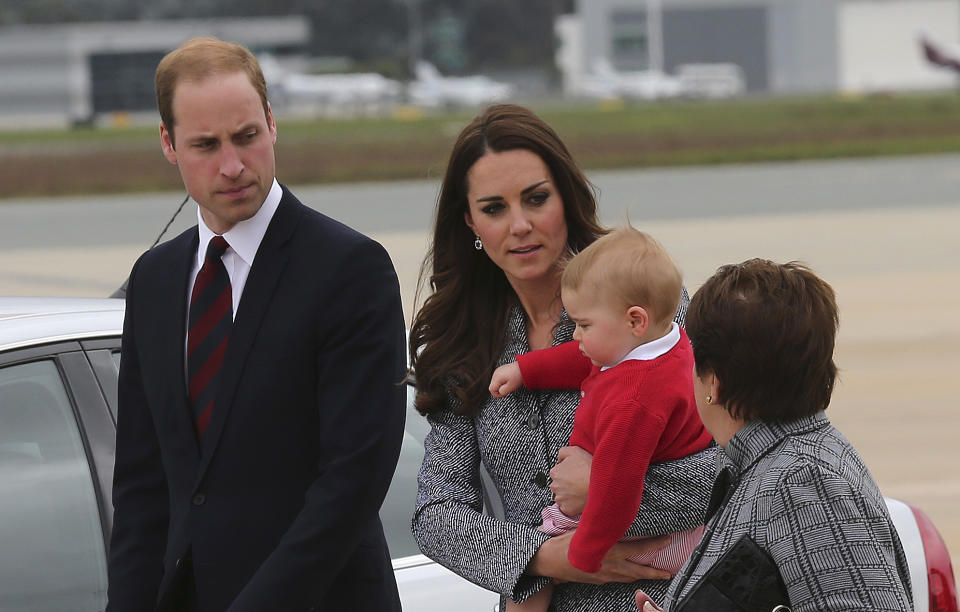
[[381, 387, 425, 559], [0, 360, 108, 612]]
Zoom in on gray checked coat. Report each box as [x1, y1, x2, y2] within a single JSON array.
[[413, 295, 719, 612], [663, 412, 913, 612]]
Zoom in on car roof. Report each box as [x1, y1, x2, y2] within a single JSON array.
[[0, 297, 124, 353]]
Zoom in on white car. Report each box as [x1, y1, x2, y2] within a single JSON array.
[[0, 297, 955, 612]]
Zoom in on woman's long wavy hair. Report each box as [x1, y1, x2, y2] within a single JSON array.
[[409, 104, 606, 418]]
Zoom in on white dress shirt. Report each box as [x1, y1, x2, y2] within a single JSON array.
[[184, 178, 283, 388], [187, 178, 282, 322]]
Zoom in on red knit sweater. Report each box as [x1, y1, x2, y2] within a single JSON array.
[[516, 329, 711, 573]]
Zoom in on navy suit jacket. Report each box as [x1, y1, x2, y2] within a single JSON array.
[[107, 186, 406, 612]]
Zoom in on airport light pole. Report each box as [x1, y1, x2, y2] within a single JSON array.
[[647, 0, 664, 73], [405, 0, 424, 75]]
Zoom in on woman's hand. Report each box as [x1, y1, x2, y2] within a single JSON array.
[[528, 531, 673, 585], [489, 362, 524, 398], [549, 446, 592, 516]]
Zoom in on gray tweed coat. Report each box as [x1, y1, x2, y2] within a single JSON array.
[[663, 413, 913, 612], [413, 295, 718, 612]]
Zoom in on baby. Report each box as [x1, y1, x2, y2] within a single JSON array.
[[489, 227, 712, 612]]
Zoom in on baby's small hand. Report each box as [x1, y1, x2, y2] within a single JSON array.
[[489, 362, 524, 398], [550, 446, 592, 516]]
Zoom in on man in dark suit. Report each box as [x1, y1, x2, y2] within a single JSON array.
[[106, 37, 406, 612]]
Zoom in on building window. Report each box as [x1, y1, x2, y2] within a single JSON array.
[[611, 10, 649, 70]]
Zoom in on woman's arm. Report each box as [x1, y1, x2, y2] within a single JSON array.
[[412, 405, 674, 602], [412, 405, 552, 598], [528, 532, 672, 584]]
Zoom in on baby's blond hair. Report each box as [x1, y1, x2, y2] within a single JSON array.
[[562, 226, 682, 327]]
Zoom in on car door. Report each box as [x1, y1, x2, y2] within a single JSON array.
[[0, 339, 118, 612]]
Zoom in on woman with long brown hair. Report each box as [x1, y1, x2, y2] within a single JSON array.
[[410, 104, 717, 611]]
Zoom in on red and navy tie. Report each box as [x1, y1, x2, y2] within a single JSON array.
[[188, 236, 232, 437]]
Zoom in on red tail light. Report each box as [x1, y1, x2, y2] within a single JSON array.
[[907, 502, 959, 612]]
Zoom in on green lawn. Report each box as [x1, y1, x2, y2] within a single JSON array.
[[2, 92, 960, 198]]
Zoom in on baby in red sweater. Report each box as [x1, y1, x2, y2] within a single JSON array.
[[490, 227, 712, 612]]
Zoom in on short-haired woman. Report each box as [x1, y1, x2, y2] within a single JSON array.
[[638, 259, 913, 612]]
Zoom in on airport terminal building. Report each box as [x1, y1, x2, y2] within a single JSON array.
[[0, 17, 308, 128], [2, 3, 959, 128], [573, 0, 960, 94]]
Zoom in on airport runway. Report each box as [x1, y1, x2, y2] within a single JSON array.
[[2, 154, 959, 581]]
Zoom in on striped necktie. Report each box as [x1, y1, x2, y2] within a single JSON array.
[[188, 236, 233, 437]]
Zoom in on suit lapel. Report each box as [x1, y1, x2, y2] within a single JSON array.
[[157, 229, 202, 459], [195, 189, 302, 477]]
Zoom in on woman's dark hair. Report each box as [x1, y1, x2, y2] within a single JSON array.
[[410, 104, 606, 417], [685, 259, 839, 423]]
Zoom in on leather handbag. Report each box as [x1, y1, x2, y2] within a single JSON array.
[[675, 534, 792, 612]]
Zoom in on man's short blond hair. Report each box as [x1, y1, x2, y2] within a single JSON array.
[[562, 226, 682, 327], [155, 37, 269, 145]]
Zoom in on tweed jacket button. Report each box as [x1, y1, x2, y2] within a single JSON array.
[[534, 472, 548, 488], [527, 411, 540, 429], [192, 493, 206, 506]]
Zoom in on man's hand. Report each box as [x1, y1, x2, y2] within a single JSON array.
[[527, 531, 672, 585], [549, 446, 592, 516], [635, 588, 664, 611], [489, 362, 524, 398]]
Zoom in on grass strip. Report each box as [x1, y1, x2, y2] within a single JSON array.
[[2, 92, 959, 198]]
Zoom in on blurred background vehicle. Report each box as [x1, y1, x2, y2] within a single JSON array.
[[674, 63, 745, 99], [573, 58, 682, 101], [407, 60, 514, 109], [259, 52, 403, 117], [920, 34, 960, 73]]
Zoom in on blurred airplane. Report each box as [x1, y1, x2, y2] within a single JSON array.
[[407, 61, 514, 109], [675, 63, 745, 99], [574, 58, 682, 101], [259, 53, 402, 115], [281, 72, 402, 106], [571, 59, 744, 101], [920, 35, 960, 72]]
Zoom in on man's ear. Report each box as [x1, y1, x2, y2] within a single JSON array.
[[626, 305, 649, 338], [160, 122, 178, 165], [266, 101, 278, 144]]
